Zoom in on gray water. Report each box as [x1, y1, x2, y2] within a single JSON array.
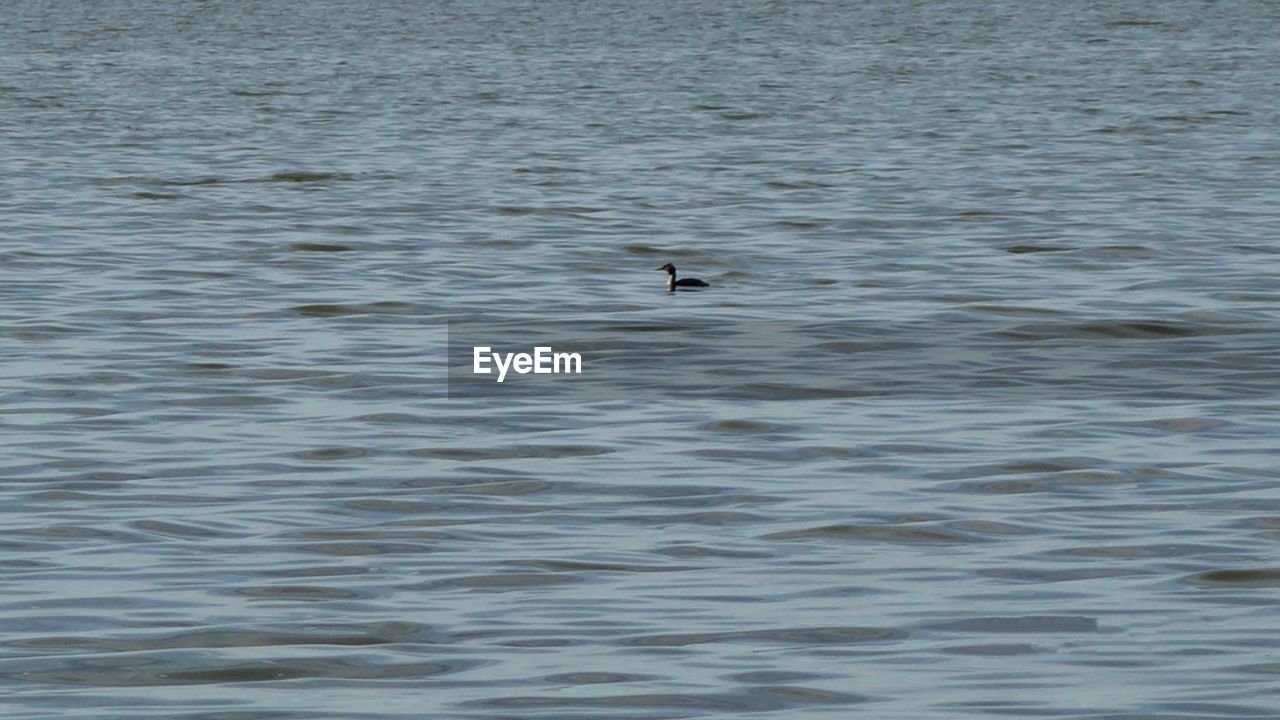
[[4, 1, 1280, 718]]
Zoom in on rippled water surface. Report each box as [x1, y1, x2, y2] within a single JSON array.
[[5, 1, 1280, 718]]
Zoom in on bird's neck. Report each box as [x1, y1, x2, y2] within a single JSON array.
[[667, 275, 675, 291]]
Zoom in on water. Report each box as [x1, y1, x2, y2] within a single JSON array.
[[4, 1, 1280, 717]]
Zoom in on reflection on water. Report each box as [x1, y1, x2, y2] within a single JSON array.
[[3, 0, 1280, 718]]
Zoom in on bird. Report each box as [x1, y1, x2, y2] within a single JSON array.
[[657, 263, 709, 291]]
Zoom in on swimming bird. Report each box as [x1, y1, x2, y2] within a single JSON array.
[[658, 263, 709, 291]]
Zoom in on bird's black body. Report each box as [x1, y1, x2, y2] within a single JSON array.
[[657, 263, 709, 291]]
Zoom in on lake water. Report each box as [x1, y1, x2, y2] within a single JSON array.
[[4, 1, 1280, 718]]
